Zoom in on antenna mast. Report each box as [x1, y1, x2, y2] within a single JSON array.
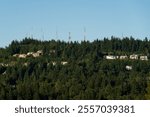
[[122, 33, 124, 39], [84, 27, 86, 41], [69, 32, 71, 43]]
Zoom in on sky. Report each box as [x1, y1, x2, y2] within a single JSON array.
[[0, 0, 150, 47]]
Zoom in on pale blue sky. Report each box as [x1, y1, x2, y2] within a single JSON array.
[[0, 0, 150, 47]]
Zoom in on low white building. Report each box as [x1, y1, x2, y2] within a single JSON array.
[[37, 50, 43, 55], [105, 55, 118, 60], [126, 65, 132, 70], [130, 54, 138, 60], [13, 54, 19, 57], [61, 61, 68, 65], [32, 53, 40, 57], [13, 54, 27, 58], [120, 55, 128, 59], [27, 52, 34, 56], [140, 56, 148, 61], [18, 54, 27, 58], [32, 50, 43, 57]]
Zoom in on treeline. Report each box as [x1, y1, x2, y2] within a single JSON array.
[[1, 36, 150, 57], [0, 36, 150, 100]]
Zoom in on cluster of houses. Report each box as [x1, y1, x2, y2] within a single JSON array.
[[11, 49, 68, 66], [105, 54, 148, 61], [0, 52, 148, 74], [13, 50, 43, 58]]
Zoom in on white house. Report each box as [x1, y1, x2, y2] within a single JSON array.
[[105, 55, 118, 60], [13, 54, 19, 57], [13, 53, 27, 58], [37, 50, 43, 55], [106, 55, 116, 60], [130, 54, 138, 60], [32, 50, 43, 57], [61, 61, 68, 65], [120, 55, 128, 60], [18, 54, 27, 58], [126, 65, 132, 70], [140, 56, 148, 61], [32, 53, 40, 57], [27, 52, 34, 56]]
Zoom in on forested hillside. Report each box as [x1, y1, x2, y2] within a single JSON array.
[[0, 36, 150, 100]]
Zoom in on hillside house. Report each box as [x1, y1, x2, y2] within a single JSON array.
[[126, 65, 132, 70], [33, 50, 43, 57], [61, 61, 68, 65], [13, 54, 27, 58], [140, 56, 148, 61], [13, 54, 19, 57], [18, 54, 27, 58], [130, 54, 138, 60], [27, 52, 34, 56], [33, 53, 40, 57], [105, 55, 118, 60], [37, 50, 43, 55], [120, 55, 128, 59]]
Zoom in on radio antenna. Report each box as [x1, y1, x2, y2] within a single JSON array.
[[69, 32, 71, 43], [84, 27, 86, 41]]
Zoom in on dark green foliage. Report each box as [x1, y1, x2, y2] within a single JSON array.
[[0, 37, 150, 99]]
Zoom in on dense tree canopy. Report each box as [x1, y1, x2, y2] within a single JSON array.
[[0, 36, 150, 99]]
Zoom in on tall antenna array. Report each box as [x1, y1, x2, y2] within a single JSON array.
[[84, 27, 86, 41], [69, 32, 71, 43], [122, 33, 124, 39]]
